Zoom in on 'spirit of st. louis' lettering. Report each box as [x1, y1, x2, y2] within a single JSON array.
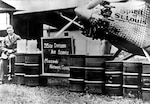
[[114, 9, 147, 26]]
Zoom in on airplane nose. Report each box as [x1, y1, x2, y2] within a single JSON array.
[[74, 6, 93, 20]]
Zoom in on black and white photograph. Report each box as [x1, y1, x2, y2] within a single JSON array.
[[0, 0, 149, 103]]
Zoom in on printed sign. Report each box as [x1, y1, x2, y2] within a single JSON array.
[[41, 37, 74, 75]]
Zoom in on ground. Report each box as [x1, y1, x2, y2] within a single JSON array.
[[0, 78, 149, 104]]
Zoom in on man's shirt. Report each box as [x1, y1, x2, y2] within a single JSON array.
[[1, 33, 21, 51]]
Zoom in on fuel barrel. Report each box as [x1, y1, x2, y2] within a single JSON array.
[[85, 55, 113, 67], [142, 62, 150, 101], [105, 61, 123, 71], [123, 61, 142, 98], [105, 71, 123, 96], [14, 53, 25, 85], [25, 75, 40, 86], [69, 66, 85, 92], [14, 73, 25, 85], [69, 55, 85, 92], [84, 55, 113, 94], [84, 67, 105, 94], [70, 55, 85, 67], [24, 53, 41, 86], [15, 53, 25, 63], [105, 61, 123, 96]]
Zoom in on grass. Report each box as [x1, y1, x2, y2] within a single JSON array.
[[0, 78, 149, 104]]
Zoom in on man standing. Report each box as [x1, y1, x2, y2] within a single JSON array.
[[0, 25, 21, 84]]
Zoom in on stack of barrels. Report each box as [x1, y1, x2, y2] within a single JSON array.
[[84, 56, 107, 94], [105, 61, 123, 96], [14, 53, 41, 86], [123, 61, 142, 98], [69, 55, 113, 94], [24, 53, 41, 86], [14, 53, 26, 85], [105, 61, 150, 101], [69, 55, 85, 92], [69, 57, 150, 101]]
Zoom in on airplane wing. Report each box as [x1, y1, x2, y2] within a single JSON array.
[[2, 0, 90, 14]]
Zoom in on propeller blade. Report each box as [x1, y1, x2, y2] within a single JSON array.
[[60, 13, 84, 29], [54, 16, 78, 37]]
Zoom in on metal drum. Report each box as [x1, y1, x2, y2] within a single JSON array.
[[14, 63, 24, 73], [70, 67, 85, 79], [142, 62, 150, 74], [14, 73, 25, 85], [123, 61, 142, 73], [25, 75, 39, 86], [69, 66, 85, 92], [69, 78, 85, 92], [141, 62, 150, 101], [142, 74, 150, 88], [24, 64, 40, 75], [105, 61, 123, 96], [85, 55, 113, 67], [123, 73, 141, 86], [14, 53, 25, 85], [105, 71, 123, 96], [24, 53, 41, 86], [15, 53, 25, 63], [84, 67, 105, 94], [105, 84, 123, 96], [105, 61, 123, 71], [123, 61, 142, 98], [142, 88, 150, 101], [25, 53, 41, 64], [69, 55, 85, 92], [123, 73, 141, 98], [123, 85, 141, 98], [70, 55, 85, 67]]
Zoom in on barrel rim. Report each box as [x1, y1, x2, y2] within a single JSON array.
[[142, 88, 150, 91], [70, 66, 85, 69], [123, 73, 139, 76], [25, 53, 41, 55], [84, 67, 104, 70], [105, 84, 122, 87], [105, 71, 122, 74], [85, 55, 113, 57], [105, 61, 123, 63], [15, 73, 25, 76], [68, 78, 84, 81], [142, 62, 150, 64], [24, 75, 39, 77], [142, 74, 150, 76], [15, 63, 25, 65], [70, 54, 85, 57], [86, 62, 104, 64], [24, 64, 39, 66], [123, 85, 139, 88], [15, 53, 25, 55], [84, 80, 104, 83], [123, 61, 142, 63]]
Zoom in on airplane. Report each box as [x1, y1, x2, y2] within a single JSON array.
[[55, 0, 150, 61]]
